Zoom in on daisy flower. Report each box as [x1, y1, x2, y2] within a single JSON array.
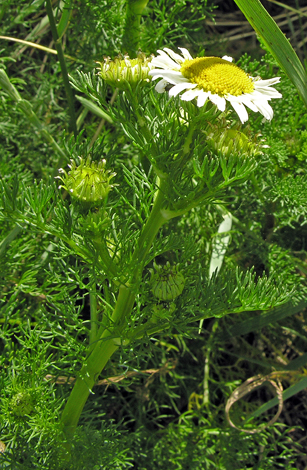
[[149, 47, 282, 124]]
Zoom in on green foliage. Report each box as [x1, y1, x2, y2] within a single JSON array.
[[1, 1, 307, 469]]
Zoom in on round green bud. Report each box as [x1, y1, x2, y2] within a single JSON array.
[[97, 51, 154, 91], [150, 262, 185, 301], [10, 391, 35, 417], [207, 126, 263, 159], [83, 209, 111, 237], [57, 157, 116, 207], [152, 301, 176, 321]]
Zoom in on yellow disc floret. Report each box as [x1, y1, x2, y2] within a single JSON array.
[[180, 57, 254, 97]]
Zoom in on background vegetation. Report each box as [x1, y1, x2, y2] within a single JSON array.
[[1, 0, 307, 468]]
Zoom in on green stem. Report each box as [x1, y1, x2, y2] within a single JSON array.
[[60, 337, 119, 445], [45, 0, 77, 137], [0, 70, 68, 169], [122, 0, 149, 56], [172, 123, 196, 175], [89, 279, 98, 345], [130, 93, 162, 174], [0, 225, 22, 256], [130, 179, 168, 277], [60, 179, 170, 447], [183, 123, 195, 156], [91, 238, 119, 280]]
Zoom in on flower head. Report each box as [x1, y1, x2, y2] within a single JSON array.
[[149, 48, 282, 123], [97, 51, 154, 90], [10, 391, 35, 417], [207, 126, 263, 158], [150, 262, 185, 301], [57, 157, 116, 207]]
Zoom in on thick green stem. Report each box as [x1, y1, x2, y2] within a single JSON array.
[[60, 179, 169, 448], [60, 337, 119, 444], [130, 179, 168, 277], [122, 0, 149, 56]]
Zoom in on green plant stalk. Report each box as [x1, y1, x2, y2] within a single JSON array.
[[0, 226, 22, 256], [60, 179, 169, 444], [0, 35, 87, 64], [0, 69, 68, 166], [45, 0, 77, 136], [89, 279, 98, 345], [91, 239, 119, 279], [172, 123, 196, 175], [122, 0, 149, 56]]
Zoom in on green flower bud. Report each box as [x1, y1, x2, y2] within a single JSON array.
[[83, 209, 111, 237], [57, 157, 116, 207], [10, 391, 35, 417], [207, 126, 263, 158], [97, 51, 154, 91], [150, 262, 185, 301], [152, 301, 176, 321]]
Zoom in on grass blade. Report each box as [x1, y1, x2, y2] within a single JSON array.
[[234, 0, 307, 107], [219, 299, 307, 340]]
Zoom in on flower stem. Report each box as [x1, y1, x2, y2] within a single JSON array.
[[59, 178, 169, 451], [122, 0, 149, 56], [0, 69, 68, 170], [89, 278, 98, 345]]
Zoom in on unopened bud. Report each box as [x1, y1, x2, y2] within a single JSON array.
[[97, 51, 154, 90], [150, 262, 185, 301], [57, 157, 116, 207], [207, 127, 263, 158], [10, 391, 35, 417]]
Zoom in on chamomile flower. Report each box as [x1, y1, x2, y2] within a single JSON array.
[[149, 47, 282, 124], [97, 51, 154, 90]]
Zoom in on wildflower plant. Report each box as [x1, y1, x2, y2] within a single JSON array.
[[1, 0, 307, 468]]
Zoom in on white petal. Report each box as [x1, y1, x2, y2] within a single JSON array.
[[228, 94, 258, 112], [155, 79, 169, 93], [150, 68, 183, 77], [169, 82, 197, 97], [253, 101, 274, 120], [151, 55, 180, 70], [240, 98, 259, 113], [153, 71, 187, 85], [252, 87, 282, 99], [230, 101, 249, 123], [163, 48, 185, 64], [222, 55, 234, 62], [180, 88, 201, 101], [197, 90, 210, 107], [209, 93, 226, 111], [178, 47, 193, 60], [150, 73, 165, 82], [253, 77, 281, 86]]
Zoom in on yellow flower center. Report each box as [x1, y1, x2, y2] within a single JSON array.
[[180, 57, 254, 97]]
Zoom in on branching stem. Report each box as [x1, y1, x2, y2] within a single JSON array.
[[60, 178, 170, 456]]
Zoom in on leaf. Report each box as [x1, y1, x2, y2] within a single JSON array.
[[248, 376, 307, 420], [57, 0, 73, 39], [76, 96, 113, 123], [234, 0, 307, 107], [218, 299, 307, 340]]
